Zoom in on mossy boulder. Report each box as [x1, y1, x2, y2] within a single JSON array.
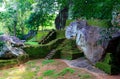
[[61, 50, 83, 60], [57, 39, 83, 60], [39, 29, 56, 44], [23, 38, 65, 59], [0, 54, 29, 69]]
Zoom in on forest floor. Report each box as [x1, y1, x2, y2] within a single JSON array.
[[0, 59, 119, 79]]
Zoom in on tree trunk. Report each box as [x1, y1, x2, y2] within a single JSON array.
[[55, 6, 69, 30]]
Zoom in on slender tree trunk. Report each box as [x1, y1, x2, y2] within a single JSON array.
[[55, 6, 69, 30]]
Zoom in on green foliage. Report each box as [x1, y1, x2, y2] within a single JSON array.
[[96, 62, 112, 74], [0, 0, 33, 36], [26, 0, 56, 30], [43, 70, 55, 76], [95, 53, 119, 74], [26, 31, 49, 42], [103, 53, 112, 64], [42, 59, 55, 66], [71, 0, 120, 19]]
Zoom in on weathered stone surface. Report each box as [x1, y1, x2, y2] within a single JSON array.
[[65, 20, 120, 64], [0, 34, 24, 46], [0, 34, 26, 58]]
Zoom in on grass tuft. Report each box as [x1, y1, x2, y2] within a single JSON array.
[[43, 70, 55, 76], [56, 67, 75, 76], [42, 59, 55, 66]]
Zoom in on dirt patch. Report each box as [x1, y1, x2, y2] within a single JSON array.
[[36, 59, 96, 79], [0, 59, 119, 79], [0, 59, 96, 79]]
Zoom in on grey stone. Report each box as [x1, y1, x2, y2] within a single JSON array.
[[65, 20, 120, 64], [0, 34, 26, 58]]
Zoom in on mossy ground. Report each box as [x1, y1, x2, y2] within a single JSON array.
[[0, 59, 96, 79]]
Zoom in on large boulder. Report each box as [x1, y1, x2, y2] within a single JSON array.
[[65, 20, 120, 64], [0, 34, 24, 46], [0, 34, 26, 58]]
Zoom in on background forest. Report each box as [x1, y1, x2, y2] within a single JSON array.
[[0, 0, 120, 38]]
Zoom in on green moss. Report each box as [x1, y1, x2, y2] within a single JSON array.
[[36, 31, 49, 41], [66, 19, 109, 28], [23, 38, 65, 59], [103, 53, 112, 64], [95, 53, 120, 74], [66, 19, 74, 26], [28, 31, 49, 42], [56, 30, 65, 38], [56, 67, 75, 76], [17, 54, 29, 63], [39, 30, 56, 44], [0, 54, 29, 68], [24, 41, 39, 46], [61, 51, 83, 60], [57, 39, 83, 60], [0, 59, 18, 68], [42, 70, 55, 76], [87, 18, 109, 28], [96, 62, 112, 74], [42, 59, 55, 66]]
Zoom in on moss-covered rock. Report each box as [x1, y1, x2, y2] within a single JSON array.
[[56, 30, 65, 38], [0, 54, 29, 69], [0, 59, 18, 69], [61, 51, 83, 60], [39, 29, 56, 44], [17, 54, 29, 63], [23, 38, 65, 59], [57, 39, 83, 60]]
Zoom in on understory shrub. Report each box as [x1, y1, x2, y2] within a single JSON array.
[[95, 53, 120, 74]]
